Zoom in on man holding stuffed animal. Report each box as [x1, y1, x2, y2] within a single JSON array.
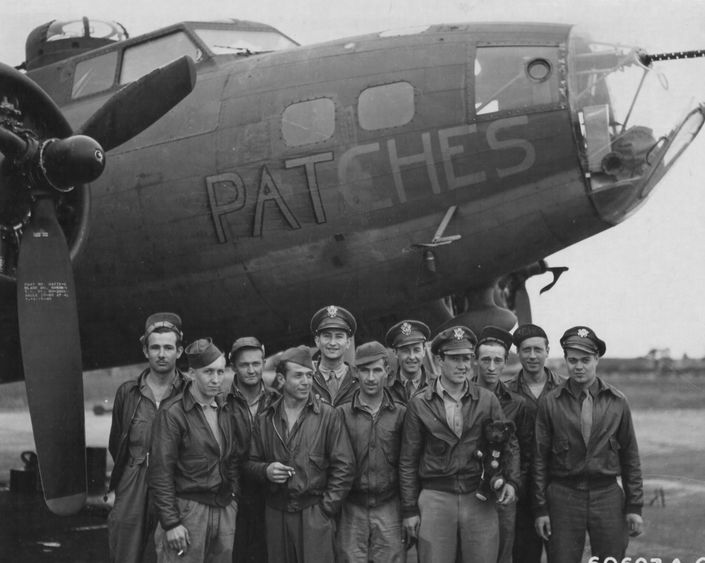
[[473, 326, 533, 563], [533, 326, 644, 563], [399, 325, 520, 563]]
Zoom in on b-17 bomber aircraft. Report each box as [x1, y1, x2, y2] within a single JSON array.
[[0, 17, 703, 514]]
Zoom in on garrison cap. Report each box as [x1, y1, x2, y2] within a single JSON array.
[[560, 326, 606, 357], [279, 345, 314, 370], [476, 325, 513, 353], [310, 305, 357, 335], [185, 338, 224, 369], [229, 336, 265, 362], [512, 323, 548, 348], [385, 320, 431, 349], [431, 326, 477, 356], [140, 312, 182, 344], [354, 341, 388, 367]]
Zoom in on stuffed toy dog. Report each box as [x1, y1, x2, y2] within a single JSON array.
[[473, 419, 515, 501]]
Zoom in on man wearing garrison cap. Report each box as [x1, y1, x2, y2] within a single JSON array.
[[506, 323, 562, 563], [310, 305, 360, 406], [150, 339, 243, 563], [337, 341, 407, 562], [472, 326, 532, 563], [245, 345, 354, 563], [108, 312, 186, 563], [385, 319, 432, 403], [533, 326, 644, 563], [227, 336, 272, 563], [400, 326, 519, 562]]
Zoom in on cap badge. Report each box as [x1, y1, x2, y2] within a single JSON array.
[[453, 328, 465, 341], [401, 322, 412, 336], [577, 328, 589, 338], [326, 305, 339, 318]]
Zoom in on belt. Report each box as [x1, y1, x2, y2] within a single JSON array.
[[551, 475, 616, 491], [178, 487, 234, 507], [346, 488, 397, 507]]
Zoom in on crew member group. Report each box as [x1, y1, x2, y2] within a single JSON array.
[[107, 306, 644, 563]]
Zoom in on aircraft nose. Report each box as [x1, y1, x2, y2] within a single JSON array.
[[566, 26, 705, 225]]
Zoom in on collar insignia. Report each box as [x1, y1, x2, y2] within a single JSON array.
[[577, 328, 589, 338], [453, 328, 465, 341], [326, 305, 338, 318], [401, 322, 412, 336]]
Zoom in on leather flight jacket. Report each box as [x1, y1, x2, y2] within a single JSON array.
[[533, 377, 644, 517], [244, 392, 355, 517], [387, 365, 430, 404], [338, 388, 406, 507], [149, 384, 243, 531], [399, 381, 520, 519]]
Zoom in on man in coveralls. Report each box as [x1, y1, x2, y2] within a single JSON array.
[[108, 312, 186, 563]]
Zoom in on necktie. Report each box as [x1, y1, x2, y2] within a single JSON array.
[[327, 372, 340, 399], [405, 378, 415, 400], [580, 391, 593, 446]]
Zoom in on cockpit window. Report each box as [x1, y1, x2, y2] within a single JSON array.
[[474, 46, 562, 115], [72, 51, 119, 98], [194, 28, 297, 55], [120, 31, 201, 84]]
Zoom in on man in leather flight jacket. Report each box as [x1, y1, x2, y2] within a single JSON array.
[[337, 341, 407, 562], [245, 345, 354, 563], [400, 326, 520, 563], [150, 339, 243, 563], [533, 326, 643, 563]]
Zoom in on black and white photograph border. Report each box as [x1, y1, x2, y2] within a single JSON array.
[[1, 0, 704, 561]]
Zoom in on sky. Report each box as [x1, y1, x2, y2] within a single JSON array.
[[3, 0, 705, 358]]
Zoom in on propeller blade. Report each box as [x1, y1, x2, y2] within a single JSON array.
[[78, 55, 196, 152], [16, 198, 86, 515], [514, 283, 532, 325]]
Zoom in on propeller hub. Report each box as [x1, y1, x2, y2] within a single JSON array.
[[38, 136, 105, 192]]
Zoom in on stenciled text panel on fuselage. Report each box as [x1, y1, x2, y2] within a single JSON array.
[[206, 110, 573, 244]]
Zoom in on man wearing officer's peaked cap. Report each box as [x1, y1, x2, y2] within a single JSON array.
[[400, 321, 519, 562], [310, 306, 359, 406], [533, 325, 643, 561], [560, 326, 606, 357], [385, 320, 431, 404], [430, 325, 477, 356]]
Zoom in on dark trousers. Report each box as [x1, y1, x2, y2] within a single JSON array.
[[233, 491, 267, 563], [513, 500, 545, 563], [264, 504, 336, 563], [546, 481, 629, 563]]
